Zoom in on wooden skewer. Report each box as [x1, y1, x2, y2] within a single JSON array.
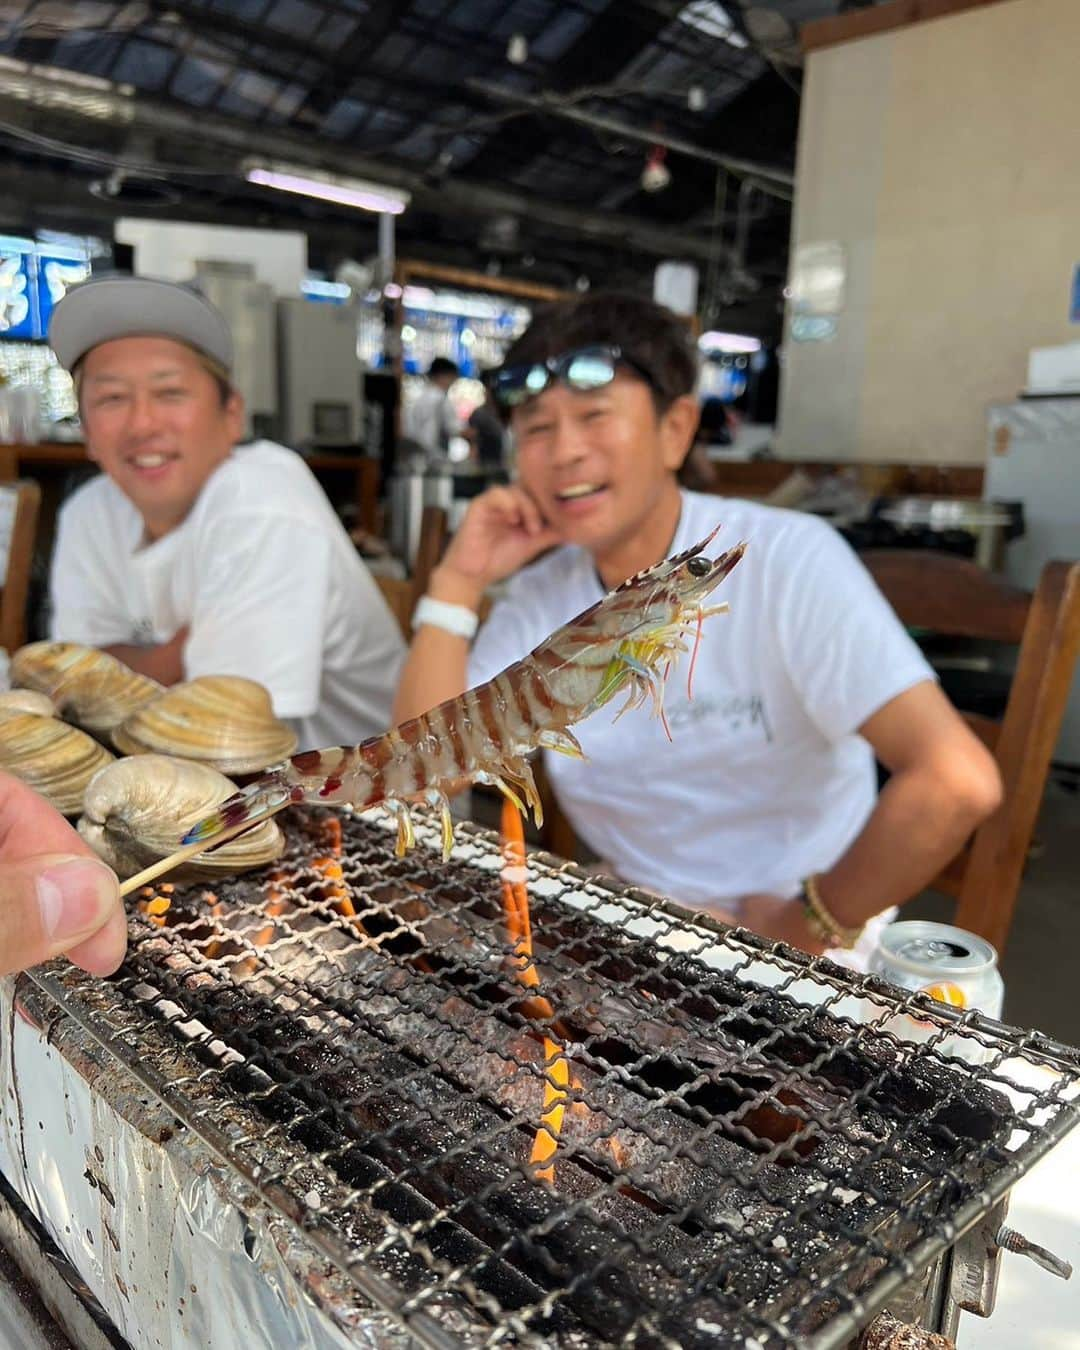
[[117, 802, 291, 898]]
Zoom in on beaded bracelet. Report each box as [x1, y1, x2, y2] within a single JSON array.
[[799, 873, 864, 950]]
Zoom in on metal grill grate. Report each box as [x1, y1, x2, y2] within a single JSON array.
[[26, 809, 1080, 1349]]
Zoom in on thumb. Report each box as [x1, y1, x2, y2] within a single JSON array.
[[0, 854, 126, 978]]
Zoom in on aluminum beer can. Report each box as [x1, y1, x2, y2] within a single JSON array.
[[870, 921, 1004, 1023]]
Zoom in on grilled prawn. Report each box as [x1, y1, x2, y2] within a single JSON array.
[[183, 528, 745, 860]]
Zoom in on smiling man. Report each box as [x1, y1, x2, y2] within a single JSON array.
[[393, 292, 1002, 965], [47, 275, 404, 749]]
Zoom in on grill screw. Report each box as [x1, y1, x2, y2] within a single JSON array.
[[994, 1225, 1073, 1280]]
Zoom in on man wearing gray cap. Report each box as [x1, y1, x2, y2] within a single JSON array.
[[47, 275, 404, 749]]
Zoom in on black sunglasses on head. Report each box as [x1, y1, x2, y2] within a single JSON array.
[[486, 344, 655, 409]]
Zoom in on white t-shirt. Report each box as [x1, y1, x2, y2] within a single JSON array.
[[50, 441, 405, 751], [469, 491, 936, 967], [401, 383, 457, 453]]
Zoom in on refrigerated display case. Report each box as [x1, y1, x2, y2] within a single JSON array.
[[984, 398, 1080, 765]]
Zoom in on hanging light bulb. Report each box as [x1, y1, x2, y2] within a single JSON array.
[[507, 33, 528, 64], [640, 145, 671, 193], [688, 85, 707, 112]]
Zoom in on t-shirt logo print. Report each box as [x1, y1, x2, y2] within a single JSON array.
[[666, 691, 773, 744]]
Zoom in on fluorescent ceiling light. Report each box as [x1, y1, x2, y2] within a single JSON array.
[[301, 278, 351, 299], [699, 331, 762, 353], [0, 54, 135, 119], [245, 161, 410, 215], [678, 1, 749, 48], [402, 285, 529, 322]]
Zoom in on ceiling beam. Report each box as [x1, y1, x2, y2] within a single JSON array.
[[0, 154, 648, 289], [458, 0, 677, 184], [0, 63, 736, 265], [467, 79, 794, 197]]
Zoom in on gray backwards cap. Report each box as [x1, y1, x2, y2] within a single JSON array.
[[48, 275, 233, 373]]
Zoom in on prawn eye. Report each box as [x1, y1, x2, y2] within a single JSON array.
[[686, 555, 711, 578]]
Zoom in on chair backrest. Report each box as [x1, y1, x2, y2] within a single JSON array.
[[373, 575, 415, 640], [862, 550, 1080, 953], [410, 505, 449, 613], [377, 504, 491, 644], [0, 480, 41, 654]]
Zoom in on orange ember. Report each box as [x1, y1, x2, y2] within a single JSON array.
[[137, 890, 172, 926], [531, 1036, 569, 1183], [500, 799, 567, 1183], [607, 1134, 630, 1172], [310, 815, 358, 919], [251, 867, 289, 952]]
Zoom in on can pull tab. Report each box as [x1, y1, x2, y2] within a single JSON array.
[[994, 1225, 1073, 1280]]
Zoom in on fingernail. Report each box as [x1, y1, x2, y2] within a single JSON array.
[[36, 856, 119, 945]]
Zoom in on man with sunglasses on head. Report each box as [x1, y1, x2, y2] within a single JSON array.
[[394, 292, 1001, 964]]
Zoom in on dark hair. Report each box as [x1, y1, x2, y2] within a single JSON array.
[[428, 357, 460, 380], [500, 291, 699, 415], [73, 343, 235, 408], [198, 352, 235, 407]]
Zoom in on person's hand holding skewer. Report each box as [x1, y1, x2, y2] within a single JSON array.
[[0, 771, 126, 977]]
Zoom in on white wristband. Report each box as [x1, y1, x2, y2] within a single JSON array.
[[412, 594, 479, 640]]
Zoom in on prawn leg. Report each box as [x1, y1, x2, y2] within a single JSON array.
[[426, 788, 456, 861], [388, 799, 416, 857], [476, 770, 528, 820], [536, 728, 586, 760]]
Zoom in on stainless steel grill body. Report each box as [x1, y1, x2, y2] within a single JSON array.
[[2, 808, 1077, 1349]]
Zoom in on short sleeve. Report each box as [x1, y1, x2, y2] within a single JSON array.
[[49, 498, 133, 646], [467, 579, 546, 688], [774, 518, 936, 743], [184, 513, 330, 720]]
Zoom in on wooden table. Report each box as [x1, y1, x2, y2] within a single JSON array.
[[0, 442, 381, 535], [703, 458, 985, 500]]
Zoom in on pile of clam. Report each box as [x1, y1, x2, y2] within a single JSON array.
[[1, 642, 294, 879]]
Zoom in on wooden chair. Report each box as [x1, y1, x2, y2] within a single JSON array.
[[862, 550, 1080, 954], [372, 506, 452, 642], [373, 575, 415, 640], [410, 504, 449, 613], [0, 480, 40, 654]]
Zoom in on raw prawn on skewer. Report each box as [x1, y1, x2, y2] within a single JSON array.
[[181, 527, 745, 863]]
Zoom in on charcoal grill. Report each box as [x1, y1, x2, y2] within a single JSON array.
[[2, 805, 1078, 1349]]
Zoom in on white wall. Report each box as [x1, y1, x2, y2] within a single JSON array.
[[115, 219, 307, 297], [778, 0, 1080, 464]]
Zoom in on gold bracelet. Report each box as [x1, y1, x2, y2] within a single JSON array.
[[800, 874, 864, 950]]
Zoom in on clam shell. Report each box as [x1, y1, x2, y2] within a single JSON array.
[[78, 754, 284, 881], [112, 675, 297, 775], [0, 689, 56, 717], [11, 641, 162, 734], [0, 710, 115, 815]]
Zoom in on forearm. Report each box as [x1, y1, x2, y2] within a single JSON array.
[[103, 641, 185, 686], [816, 765, 991, 930], [391, 565, 481, 724]]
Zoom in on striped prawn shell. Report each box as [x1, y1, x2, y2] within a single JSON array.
[[278, 526, 743, 806], [179, 527, 745, 859], [277, 669, 549, 810]]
